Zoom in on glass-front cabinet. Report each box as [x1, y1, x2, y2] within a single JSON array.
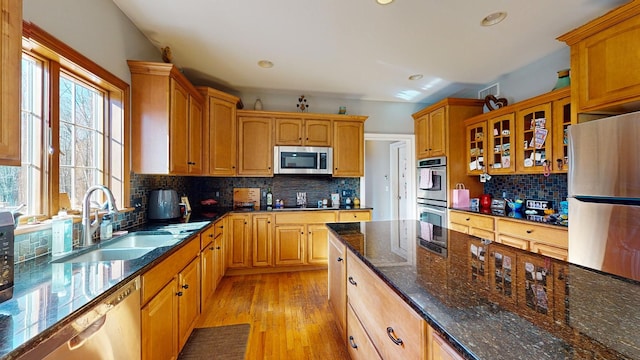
[[465, 119, 486, 176], [516, 103, 553, 174], [487, 113, 515, 174], [552, 96, 572, 173]]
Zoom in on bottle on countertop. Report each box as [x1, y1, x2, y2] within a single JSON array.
[[266, 188, 273, 206], [353, 197, 360, 208], [52, 209, 73, 256], [100, 214, 113, 240]]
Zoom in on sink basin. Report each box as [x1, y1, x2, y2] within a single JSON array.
[[103, 232, 180, 249], [57, 247, 155, 263]]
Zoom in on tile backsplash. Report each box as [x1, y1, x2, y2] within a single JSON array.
[[483, 173, 568, 210]]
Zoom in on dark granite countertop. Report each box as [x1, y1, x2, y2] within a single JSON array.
[[451, 206, 568, 227], [327, 220, 640, 360]]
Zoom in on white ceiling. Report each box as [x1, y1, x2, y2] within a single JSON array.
[[112, 0, 626, 103]]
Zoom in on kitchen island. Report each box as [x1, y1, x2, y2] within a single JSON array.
[[327, 220, 640, 359]]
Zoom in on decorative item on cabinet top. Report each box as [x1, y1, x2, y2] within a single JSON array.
[[552, 69, 570, 91], [297, 95, 309, 112], [484, 95, 508, 111]]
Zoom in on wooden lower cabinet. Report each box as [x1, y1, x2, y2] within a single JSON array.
[[252, 213, 273, 267], [200, 225, 216, 311], [328, 232, 347, 334], [347, 252, 427, 359], [274, 225, 305, 266], [141, 237, 201, 360], [307, 224, 329, 265], [497, 218, 568, 260], [337, 210, 371, 222], [429, 327, 464, 360], [449, 210, 495, 241], [227, 214, 251, 268]]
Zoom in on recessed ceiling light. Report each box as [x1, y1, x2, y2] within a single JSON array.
[[376, 0, 394, 5], [481, 11, 507, 26], [409, 74, 423, 81], [258, 60, 274, 68]]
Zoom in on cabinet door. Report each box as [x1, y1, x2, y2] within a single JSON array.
[[307, 224, 328, 265], [516, 103, 553, 173], [227, 214, 251, 268], [487, 112, 515, 174], [200, 232, 215, 311], [333, 120, 364, 177], [142, 278, 178, 360], [552, 96, 571, 173], [465, 120, 486, 175], [304, 118, 332, 146], [428, 107, 446, 157], [0, 0, 21, 166], [206, 97, 237, 176], [213, 219, 225, 284], [252, 214, 273, 267], [274, 225, 305, 265], [169, 79, 190, 174], [415, 114, 429, 160], [275, 118, 303, 145], [178, 258, 200, 351], [188, 96, 203, 174], [346, 304, 382, 360], [328, 233, 347, 334], [430, 329, 464, 360], [237, 116, 273, 176]]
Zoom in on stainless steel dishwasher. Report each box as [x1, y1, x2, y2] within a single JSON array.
[[23, 276, 141, 360]]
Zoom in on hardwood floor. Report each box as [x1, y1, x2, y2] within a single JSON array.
[[197, 270, 350, 359]]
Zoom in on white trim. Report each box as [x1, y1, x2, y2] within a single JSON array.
[[363, 133, 416, 220]]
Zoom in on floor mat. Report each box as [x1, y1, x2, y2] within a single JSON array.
[[178, 324, 250, 360]]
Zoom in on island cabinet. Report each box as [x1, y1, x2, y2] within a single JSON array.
[[237, 112, 274, 176], [333, 119, 366, 177], [273, 210, 337, 266], [558, 1, 640, 115], [346, 251, 428, 359], [197, 86, 240, 176], [274, 116, 332, 146], [428, 327, 464, 360], [140, 235, 201, 360], [0, 0, 21, 166], [128, 61, 204, 175], [328, 232, 347, 335]]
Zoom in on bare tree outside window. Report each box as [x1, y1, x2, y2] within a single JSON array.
[[59, 75, 105, 209]]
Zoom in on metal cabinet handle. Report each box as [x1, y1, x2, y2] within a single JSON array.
[[209, 233, 214, 237], [209, 246, 215, 250], [348, 336, 358, 349], [465, 218, 470, 221], [386, 327, 404, 346], [526, 229, 533, 234], [337, 257, 343, 262], [216, 246, 221, 250], [176, 291, 183, 296], [182, 284, 189, 289], [348, 277, 357, 286]]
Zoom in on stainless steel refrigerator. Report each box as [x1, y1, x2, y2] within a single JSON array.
[[568, 111, 640, 282]]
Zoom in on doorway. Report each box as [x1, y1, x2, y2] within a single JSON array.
[[362, 134, 415, 221]]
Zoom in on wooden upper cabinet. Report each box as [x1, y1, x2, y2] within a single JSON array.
[[486, 112, 515, 174], [515, 102, 553, 174], [274, 117, 332, 146], [197, 87, 239, 176], [552, 95, 572, 173], [128, 61, 204, 175], [333, 119, 366, 177], [237, 112, 274, 176], [414, 106, 446, 159], [558, 2, 640, 115], [0, 0, 22, 166]]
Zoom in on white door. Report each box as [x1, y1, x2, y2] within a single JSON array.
[[390, 141, 408, 220]]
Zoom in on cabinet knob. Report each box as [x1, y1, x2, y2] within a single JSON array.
[[526, 229, 533, 234], [466, 218, 470, 221], [209, 246, 215, 250], [182, 284, 189, 289], [386, 327, 404, 346], [209, 233, 214, 237], [337, 257, 343, 262], [176, 291, 183, 297], [348, 336, 358, 349], [348, 276, 357, 286], [216, 246, 221, 250]]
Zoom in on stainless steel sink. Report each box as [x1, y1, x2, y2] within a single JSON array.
[[103, 232, 180, 249], [53, 231, 184, 263], [58, 247, 155, 263]]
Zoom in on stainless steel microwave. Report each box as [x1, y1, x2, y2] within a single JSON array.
[[273, 146, 333, 175]]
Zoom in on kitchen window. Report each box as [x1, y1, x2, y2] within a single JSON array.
[[0, 22, 130, 218]]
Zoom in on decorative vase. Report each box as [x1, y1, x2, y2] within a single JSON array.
[[552, 69, 570, 90], [254, 98, 263, 110]]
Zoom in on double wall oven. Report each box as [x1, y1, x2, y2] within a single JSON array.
[[417, 156, 447, 247]]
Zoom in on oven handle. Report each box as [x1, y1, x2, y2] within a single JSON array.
[[418, 204, 447, 214]]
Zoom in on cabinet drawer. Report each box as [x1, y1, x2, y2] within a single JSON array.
[[214, 219, 224, 239], [497, 219, 567, 249], [449, 223, 468, 234], [347, 252, 426, 359], [338, 210, 371, 222], [469, 227, 495, 241], [273, 210, 336, 224], [531, 242, 568, 261], [141, 237, 200, 305], [200, 226, 214, 249], [498, 234, 530, 250], [347, 303, 382, 360], [449, 211, 494, 231]]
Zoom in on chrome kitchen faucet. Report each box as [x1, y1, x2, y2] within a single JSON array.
[[81, 185, 118, 247]]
